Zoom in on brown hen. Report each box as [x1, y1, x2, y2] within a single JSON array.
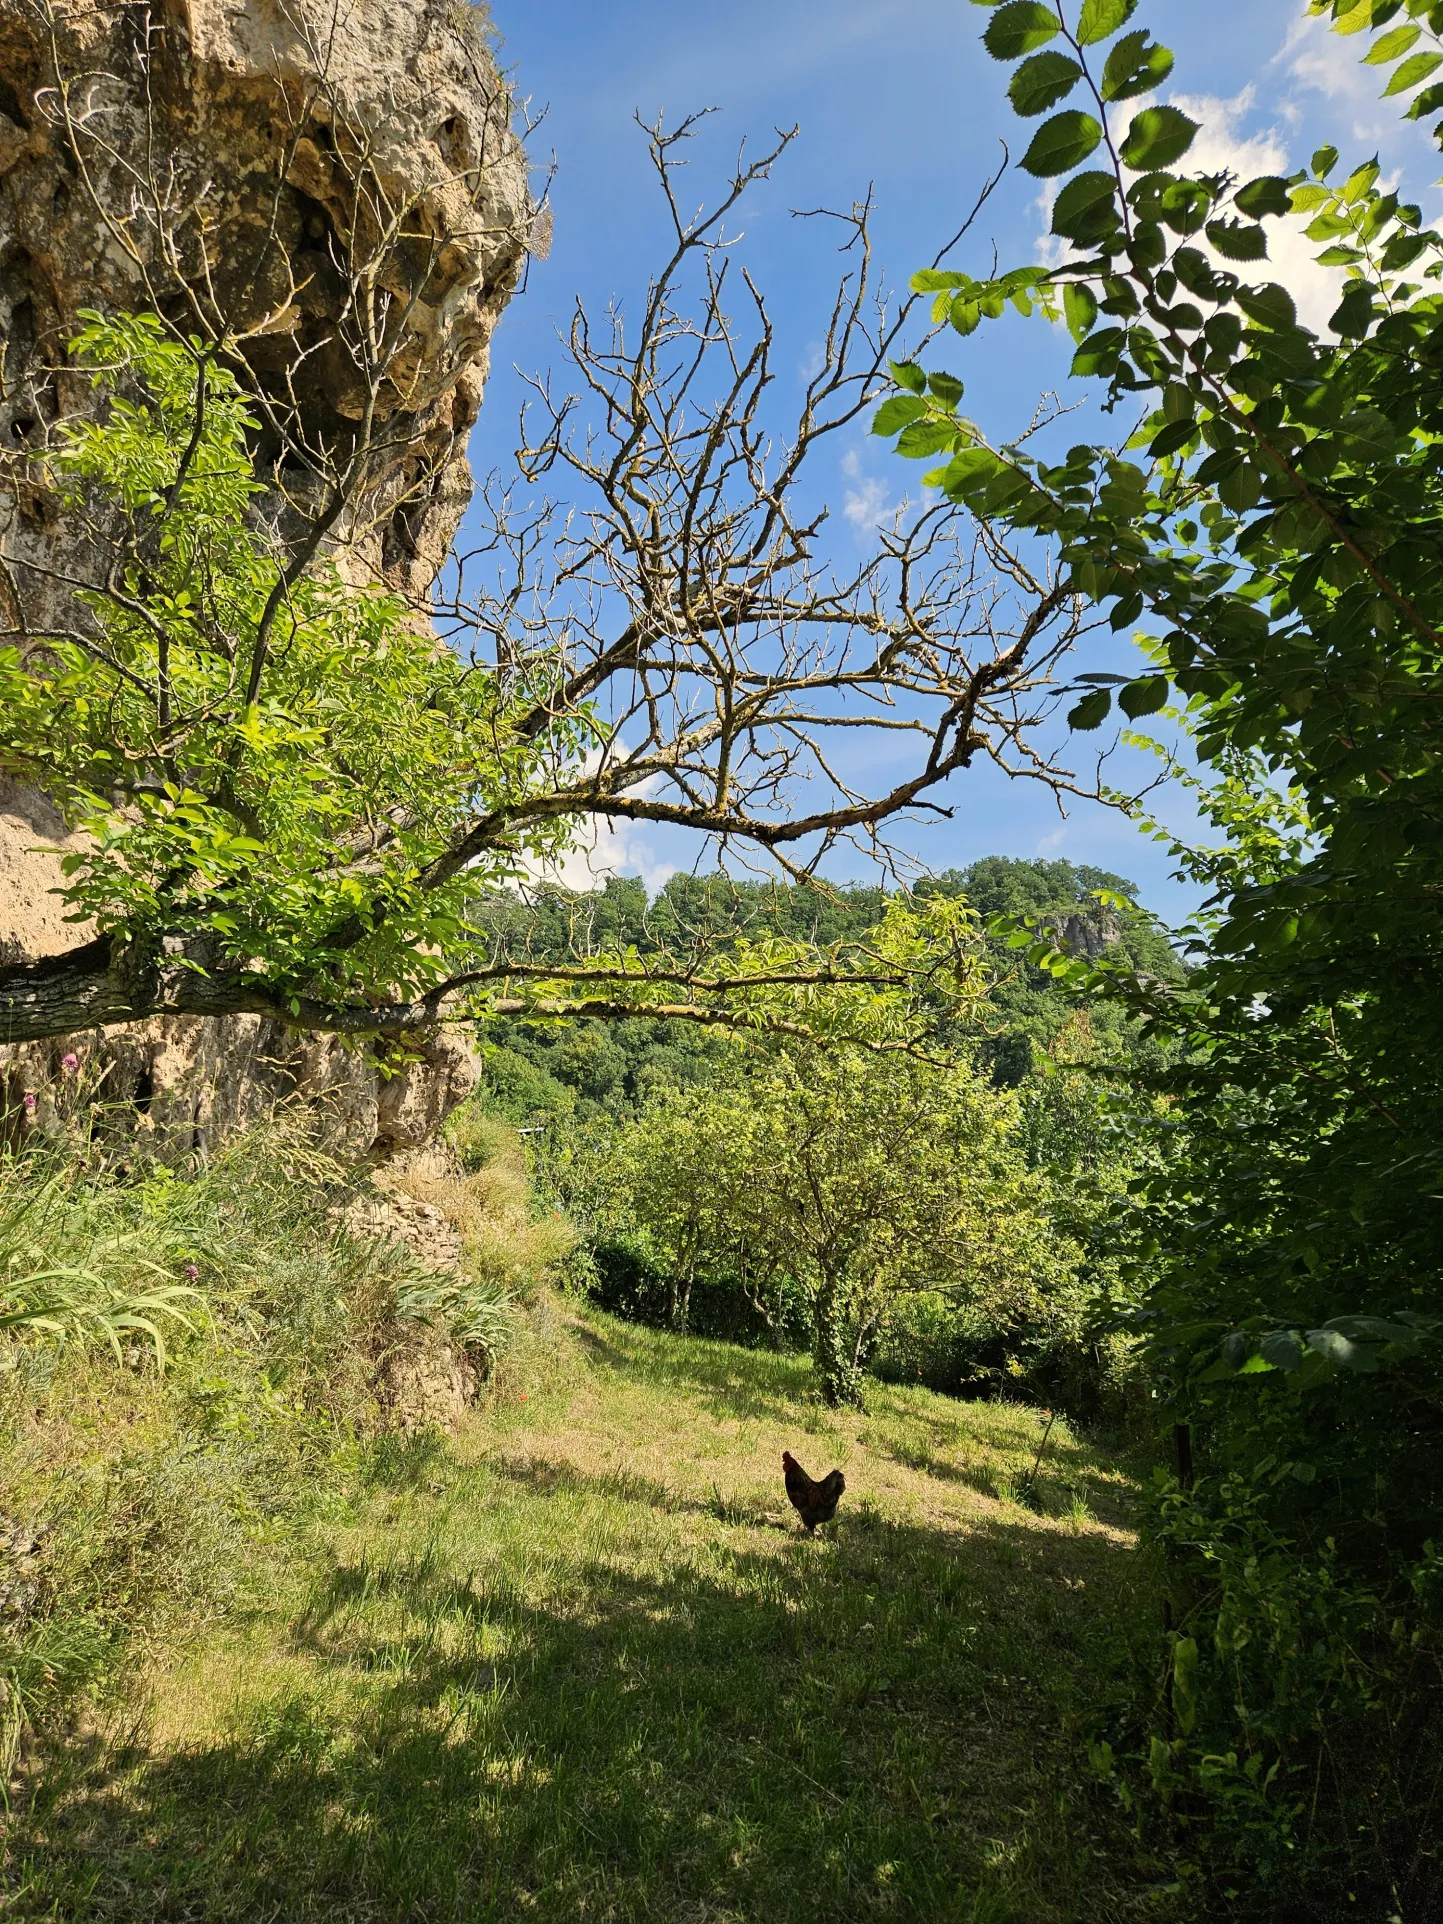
[[782, 1450, 845, 1532]]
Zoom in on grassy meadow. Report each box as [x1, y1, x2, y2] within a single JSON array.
[[3, 1304, 1177, 1924]]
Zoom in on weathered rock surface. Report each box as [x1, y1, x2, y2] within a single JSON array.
[[0, 0, 531, 603], [0, 0, 529, 1153]]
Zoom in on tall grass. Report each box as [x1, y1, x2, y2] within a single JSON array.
[[0, 1108, 555, 1772]]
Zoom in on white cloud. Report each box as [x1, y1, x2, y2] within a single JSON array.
[[841, 446, 897, 530], [1281, 14, 1403, 149], [1035, 826, 1067, 857], [538, 814, 677, 894], [1169, 85, 1287, 183], [1167, 86, 1346, 332]]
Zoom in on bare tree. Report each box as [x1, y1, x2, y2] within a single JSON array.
[[0, 19, 1102, 1050], [438, 116, 1093, 889]]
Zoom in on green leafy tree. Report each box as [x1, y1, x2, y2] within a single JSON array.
[[589, 1036, 1076, 1406], [0, 116, 1107, 1053], [875, 0, 1443, 1900]]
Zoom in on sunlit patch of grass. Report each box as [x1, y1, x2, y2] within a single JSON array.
[[6, 1305, 1176, 1924]]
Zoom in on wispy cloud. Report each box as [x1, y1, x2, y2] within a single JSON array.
[[1280, 13, 1408, 150], [841, 446, 897, 530]]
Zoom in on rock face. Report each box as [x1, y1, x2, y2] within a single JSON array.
[[0, 0, 532, 1154], [0, 0, 531, 604]]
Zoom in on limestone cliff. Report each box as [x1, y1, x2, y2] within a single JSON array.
[[0, 0, 533, 1154]]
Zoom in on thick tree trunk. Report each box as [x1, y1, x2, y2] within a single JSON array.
[[0, 936, 161, 1042], [0, 938, 861, 1050], [0, 935, 412, 1045], [0, 935, 458, 1045]]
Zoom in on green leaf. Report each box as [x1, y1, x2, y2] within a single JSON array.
[[1234, 175, 1292, 219], [1149, 418, 1197, 457], [1068, 688, 1113, 729], [1363, 22, 1421, 61], [983, 2, 1059, 59], [1218, 461, 1263, 511], [932, 446, 1004, 501], [1101, 29, 1174, 101], [1382, 50, 1443, 95], [1329, 283, 1377, 337], [1206, 218, 1268, 260], [896, 419, 961, 458], [1170, 1637, 1198, 1736], [1329, 1314, 1426, 1347], [1260, 1329, 1306, 1371], [1312, 143, 1339, 180], [872, 395, 928, 436], [1120, 675, 1169, 717], [1235, 283, 1297, 330], [1077, 0, 1138, 47], [1009, 50, 1083, 116], [927, 370, 965, 406], [1306, 1328, 1382, 1372], [1337, 406, 1407, 458], [1051, 170, 1120, 240], [1070, 325, 1126, 375], [1064, 281, 1099, 342], [1020, 110, 1104, 177], [1119, 104, 1199, 172], [889, 360, 927, 394]]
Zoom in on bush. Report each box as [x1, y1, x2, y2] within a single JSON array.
[[868, 1290, 1141, 1425], [1096, 1463, 1443, 1916]]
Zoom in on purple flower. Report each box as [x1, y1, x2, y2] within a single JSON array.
[[61, 1053, 78, 1072], [21, 1092, 36, 1114], [184, 1263, 200, 1282]]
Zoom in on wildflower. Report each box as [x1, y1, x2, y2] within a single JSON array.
[[21, 1092, 36, 1114], [184, 1263, 200, 1282], [61, 1053, 78, 1072]]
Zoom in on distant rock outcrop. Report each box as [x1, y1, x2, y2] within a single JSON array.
[[0, 0, 533, 1155]]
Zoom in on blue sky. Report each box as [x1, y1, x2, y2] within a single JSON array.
[[463, 1, 1442, 919]]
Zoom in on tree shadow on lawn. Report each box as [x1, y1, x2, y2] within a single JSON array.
[[5, 1475, 1166, 1924], [568, 1314, 826, 1428], [881, 1431, 1139, 1532], [487, 1452, 794, 1531], [569, 1316, 1139, 1529]]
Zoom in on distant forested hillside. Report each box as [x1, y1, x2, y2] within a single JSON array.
[[472, 858, 1181, 1120]]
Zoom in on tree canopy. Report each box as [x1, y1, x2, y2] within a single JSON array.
[[873, 0, 1443, 1900]]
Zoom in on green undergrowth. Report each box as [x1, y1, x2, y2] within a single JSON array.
[[5, 1307, 1181, 1923], [0, 1114, 530, 1771]]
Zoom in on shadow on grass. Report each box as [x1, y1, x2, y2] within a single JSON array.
[[569, 1315, 1141, 1533], [571, 1313, 824, 1426], [5, 1464, 1162, 1924], [876, 1408, 1140, 1531], [485, 1451, 797, 1532]]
